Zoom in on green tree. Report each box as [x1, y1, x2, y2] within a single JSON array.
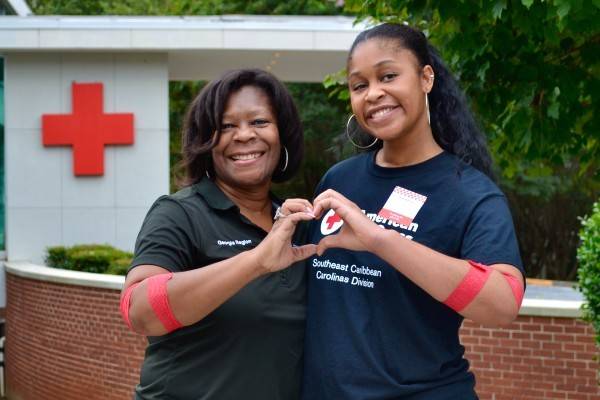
[[273, 83, 347, 198], [577, 200, 600, 346], [28, 0, 342, 15], [328, 0, 600, 279], [340, 0, 599, 196]]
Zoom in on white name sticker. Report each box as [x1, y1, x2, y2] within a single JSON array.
[[378, 186, 427, 226]]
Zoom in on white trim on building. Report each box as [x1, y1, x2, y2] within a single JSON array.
[[4, 0, 32, 16], [0, 15, 365, 82]]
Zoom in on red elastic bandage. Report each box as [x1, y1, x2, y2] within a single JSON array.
[[120, 282, 140, 331], [443, 260, 492, 312], [146, 272, 183, 333], [500, 271, 524, 307]]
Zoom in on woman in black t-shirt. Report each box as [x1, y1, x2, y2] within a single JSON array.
[[281, 24, 526, 399]]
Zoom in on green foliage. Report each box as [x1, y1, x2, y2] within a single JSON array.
[[169, 81, 206, 193], [272, 82, 347, 198], [45, 244, 133, 275], [45, 245, 68, 269], [106, 256, 133, 275], [341, 0, 600, 196], [577, 200, 600, 346], [28, 0, 343, 15], [323, 68, 350, 104]]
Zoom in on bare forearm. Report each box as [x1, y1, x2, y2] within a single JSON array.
[[372, 229, 521, 326], [126, 210, 316, 336], [129, 249, 264, 335]]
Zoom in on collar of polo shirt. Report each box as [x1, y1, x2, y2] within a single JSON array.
[[195, 178, 237, 211], [194, 178, 282, 215]]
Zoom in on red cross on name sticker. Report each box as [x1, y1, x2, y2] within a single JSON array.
[[378, 186, 427, 226], [320, 209, 344, 235]]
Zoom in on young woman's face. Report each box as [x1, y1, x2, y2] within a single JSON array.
[[211, 85, 281, 190], [347, 39, 432, 143]]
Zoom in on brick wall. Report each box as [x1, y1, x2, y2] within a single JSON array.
[[5, 273, 146, 400], [5, 272, 600, 400], [461, 317, 599, 400]]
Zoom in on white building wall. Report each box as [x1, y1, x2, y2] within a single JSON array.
[[4, 52, 169, 265]]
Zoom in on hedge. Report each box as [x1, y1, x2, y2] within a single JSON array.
[[45, 244, 132, 275], [577, 200, 600, 347]]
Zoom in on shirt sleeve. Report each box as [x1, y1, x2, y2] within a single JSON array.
[[129, 196, 197, 274], [460, 194, 524, 277]]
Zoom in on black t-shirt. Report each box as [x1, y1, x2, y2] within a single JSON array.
[[130, 178, 306, 400], [302, 151, 523, 400]]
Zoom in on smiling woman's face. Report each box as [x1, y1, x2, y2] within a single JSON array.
[[347, 39, 431, 144], [211, 85, 281, 191]]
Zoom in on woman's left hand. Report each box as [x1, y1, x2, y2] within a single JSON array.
[[312, 189, 381, 256]]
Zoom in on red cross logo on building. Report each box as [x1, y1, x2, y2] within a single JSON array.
[[320, 209, 344, 235], [42, 82, 134, 176]]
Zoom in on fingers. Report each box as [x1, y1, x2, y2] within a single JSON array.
[[316, 235, 336, 256], [280, 198, 314, 216], [313, 197, 353, 225], [312, 189, 351, 218], [291, 244, 317, 262], [273, 210, 315, 234]]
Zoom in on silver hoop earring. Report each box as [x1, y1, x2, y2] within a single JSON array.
[[205, 170, 211, 179], [280, 146, 289, 172], [425, 93, 431, 125], [345, 114, 378, 149]]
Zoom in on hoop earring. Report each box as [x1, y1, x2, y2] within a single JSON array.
[[280, 146, 289, 173], [425, 93, 431, 125], [345, 114, 378, 149]]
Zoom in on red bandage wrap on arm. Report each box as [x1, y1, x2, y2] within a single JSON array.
[[146, 272, 183, 333], [500, 271, 524, 307], [120, 282, 140, 331], [443, 260, 492, 312]]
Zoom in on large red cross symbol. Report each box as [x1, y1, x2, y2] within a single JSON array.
[[42, 82, 134, 176], [325, 212, 342, 229]]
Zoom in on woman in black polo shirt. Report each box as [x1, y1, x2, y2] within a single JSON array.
[[120, 69, 316, 400]]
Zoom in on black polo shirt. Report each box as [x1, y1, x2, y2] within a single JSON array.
[[129, 178, 306, 400]]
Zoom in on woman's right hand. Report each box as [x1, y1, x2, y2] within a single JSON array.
[[253, 205, 316, 274]]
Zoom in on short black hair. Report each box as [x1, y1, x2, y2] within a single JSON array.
[[179, 68, 304, 186]]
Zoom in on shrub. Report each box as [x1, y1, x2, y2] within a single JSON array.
[[45, 244, 133, 275], [46, 246, 69, 269], [577, 200, 600, 346], [106, 257, 132, 276]]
